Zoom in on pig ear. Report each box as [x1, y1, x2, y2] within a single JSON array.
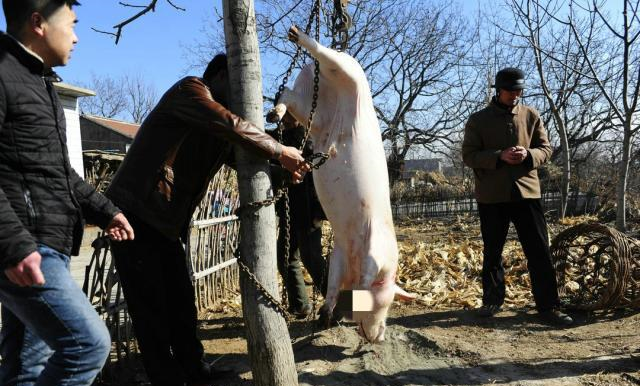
[[394, 284, 417, 302]]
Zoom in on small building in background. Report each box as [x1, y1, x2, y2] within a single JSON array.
[[78, 115, 140, 192], [54, 82, 96, 179], [401, 158, 443, 187], [80, 115, 140, 153]]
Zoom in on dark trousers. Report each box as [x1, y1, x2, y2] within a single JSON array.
[[276, 181, 328, 311], [478, 199, 560, 311], [110, 213, 207, 386]]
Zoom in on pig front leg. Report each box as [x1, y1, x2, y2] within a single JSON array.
[[318, 244, 346, 328], [359, 252, 381, 289], [266, 103, 288, 123], [266, 87, 310, 126]]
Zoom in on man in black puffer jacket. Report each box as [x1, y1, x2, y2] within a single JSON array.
[[0, 1, 134, 385]]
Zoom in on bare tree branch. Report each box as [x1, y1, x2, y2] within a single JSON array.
[[95, 0, 186, 44]]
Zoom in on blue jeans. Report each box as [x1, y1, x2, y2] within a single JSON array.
[[0, 244, 111, 386]]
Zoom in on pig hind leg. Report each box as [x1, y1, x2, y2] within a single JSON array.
[[294, 29, 361, 86]]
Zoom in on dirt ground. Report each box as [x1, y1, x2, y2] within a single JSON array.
[[105, 216, 640, 386], [195, 301, 640, 386]]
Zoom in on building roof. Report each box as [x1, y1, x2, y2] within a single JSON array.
[[83, 150, 125, 161], [401, 158, 443, 179], [82, 115, 140, 139], [53, 82, 96, 98]]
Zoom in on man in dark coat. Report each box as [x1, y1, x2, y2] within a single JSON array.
[[462, 67, 572, 326], [106, 54, 309, 386], [0, 1, 134, 385]]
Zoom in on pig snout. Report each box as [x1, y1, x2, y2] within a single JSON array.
[[358, 319, 386, 343], [353, 289, 393, 343], [355, 284, 416, 343]]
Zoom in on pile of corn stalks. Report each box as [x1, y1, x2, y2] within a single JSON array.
[[395, 215, 600, 310], [202, 215, 607, 315]]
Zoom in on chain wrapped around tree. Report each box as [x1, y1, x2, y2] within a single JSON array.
[[232, 0, 345, 325]]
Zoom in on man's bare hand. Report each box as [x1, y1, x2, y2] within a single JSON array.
[[5, 251, 45, 287], [512, 146, 528, 162], [500, 146, 528, 165], [279, 145, 311, 184], [105, 212, 135, 242]]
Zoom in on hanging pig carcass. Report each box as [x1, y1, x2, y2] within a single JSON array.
[[268, 26, 415, 343]]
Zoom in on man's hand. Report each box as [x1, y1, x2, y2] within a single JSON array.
[[279, 145, 311, 184], [105, 212, 135, 242], [5, 251, 45, 287], [500, 146, 528, 165]]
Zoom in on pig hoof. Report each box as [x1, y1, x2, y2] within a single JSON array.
[[266, 109, 280, 123], [317, 308, 341, 329], [288, 25, 300, 42]]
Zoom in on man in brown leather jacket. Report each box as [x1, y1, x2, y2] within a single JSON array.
[[462, 68, 572, 327], [105, 54, 309, 386]]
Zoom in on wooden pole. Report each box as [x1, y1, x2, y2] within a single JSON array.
[[222, 1, 299, 385]]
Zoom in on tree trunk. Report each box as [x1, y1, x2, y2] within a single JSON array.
[[387, 154, 403, 187], [616, 121, 632, 231], [559, 123, 570, 219], [222, 2, 299, 385], [388, 128, 401, 185]]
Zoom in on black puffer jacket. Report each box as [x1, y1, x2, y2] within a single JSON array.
[[0, 32, 120, 267]]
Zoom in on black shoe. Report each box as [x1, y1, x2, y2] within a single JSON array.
[[187, 361, 233, 386], [478, 304, 501, 317], [538, 309, 573, 327]]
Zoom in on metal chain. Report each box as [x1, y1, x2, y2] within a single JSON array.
[[232, 0, 325, 329], [282, 187, 291, 311], [233, 187, 288, 216], [274, 0, 321, 105], [299, 59, 320, 153], [273, 121, 291, 312], [305, 152, 330, 169], [236, 248, 294, 325], [331, 0, 352, 51], [299, 1, 322, 152]]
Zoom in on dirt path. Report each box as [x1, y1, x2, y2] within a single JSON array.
[[198, 303, 640, 386]]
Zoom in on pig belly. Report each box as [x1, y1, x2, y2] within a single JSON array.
[[312, 135, 398, 288]]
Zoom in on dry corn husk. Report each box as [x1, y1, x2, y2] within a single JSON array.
[[395, 215, 598, 310]]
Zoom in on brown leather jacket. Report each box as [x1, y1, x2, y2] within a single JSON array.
[[106, 76, 282, 240], [462, 98, 552, 204]]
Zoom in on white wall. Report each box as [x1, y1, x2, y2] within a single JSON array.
[[59, 95, 85, 179]]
